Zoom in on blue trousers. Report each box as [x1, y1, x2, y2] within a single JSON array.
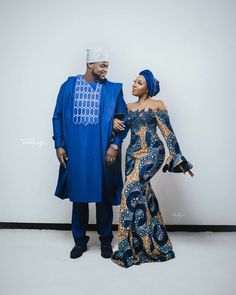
[[71, 202, 113, 246]]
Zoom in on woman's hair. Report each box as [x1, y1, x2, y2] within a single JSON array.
[[139, 69, 160, 97]]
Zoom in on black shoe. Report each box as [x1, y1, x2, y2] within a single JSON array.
[[70, 244, 87, 259], [101, 244, 113, 259]]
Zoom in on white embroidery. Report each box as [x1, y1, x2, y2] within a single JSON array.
[[73, 75, 102, 125]]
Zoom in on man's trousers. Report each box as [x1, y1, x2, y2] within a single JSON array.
[[71, 201, 113, 246]]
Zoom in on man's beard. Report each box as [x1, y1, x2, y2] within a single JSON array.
[[92, 70, 105, 82]]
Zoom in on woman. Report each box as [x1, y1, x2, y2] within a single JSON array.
[[111, 69, 193, 268]]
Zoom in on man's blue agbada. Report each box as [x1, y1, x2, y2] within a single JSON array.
[[52, 76, 126, 205]]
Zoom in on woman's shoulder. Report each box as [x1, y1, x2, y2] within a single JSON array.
[[127, 102, 137, 111], [152, 99, 168, 111]]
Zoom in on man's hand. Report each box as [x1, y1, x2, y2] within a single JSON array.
[[113, 118, 125, 132], [56, 147, 68, 168], [105, 145, 118, 166]]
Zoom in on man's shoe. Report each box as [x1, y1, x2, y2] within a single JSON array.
[[101, 244, 113, 259], [70, 244, 87, 259]]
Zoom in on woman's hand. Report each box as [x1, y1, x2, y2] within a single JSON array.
[[187, 170, 194, 177], [179, 164, 194, 177], [56, 147, 68, 168], [113, 118, 125, 132]]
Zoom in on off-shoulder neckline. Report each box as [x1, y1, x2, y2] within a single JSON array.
[[128, 107, 167, 114]]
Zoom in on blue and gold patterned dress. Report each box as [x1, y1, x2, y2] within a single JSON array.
[[111, 108, 192, 268]]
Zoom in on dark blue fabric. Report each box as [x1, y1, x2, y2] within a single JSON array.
[[52, 76, 127, 204], [71, 202, 113, 245], [139, 69, 160, 97]]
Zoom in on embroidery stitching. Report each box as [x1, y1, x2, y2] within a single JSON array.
[[73, 75, 102, 125]]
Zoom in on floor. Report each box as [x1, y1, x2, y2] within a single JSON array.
[[0, 229, 235, 295]]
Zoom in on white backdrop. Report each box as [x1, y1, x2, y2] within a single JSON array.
[[0, 0, 235, 225]]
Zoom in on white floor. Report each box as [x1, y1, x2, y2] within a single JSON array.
[[0, 230, 235, 295]]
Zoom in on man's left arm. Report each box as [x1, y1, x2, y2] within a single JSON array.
[[112, 89, 129, 147], [105, 88, 127, 165], [114, 88, 127, 114]]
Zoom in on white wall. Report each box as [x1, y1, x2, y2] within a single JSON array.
[[0, 0, 235, 225]]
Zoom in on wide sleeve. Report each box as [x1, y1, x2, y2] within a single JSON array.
[[155, 110, 193, 173], [52, 81, 66, 149], [112, 89, 129, 146]]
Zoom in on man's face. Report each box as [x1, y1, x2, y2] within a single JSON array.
[[91, 62, 109, 81]]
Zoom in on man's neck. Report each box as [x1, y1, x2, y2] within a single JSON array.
[[83, 72, 97, 83]]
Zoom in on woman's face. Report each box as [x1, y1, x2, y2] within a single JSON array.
[[132, 75, 148, 97]]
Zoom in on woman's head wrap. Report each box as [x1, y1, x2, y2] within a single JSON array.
[[139, 69, 160, 97]]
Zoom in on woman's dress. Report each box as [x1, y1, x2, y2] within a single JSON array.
[[111, 108, 192, 268]]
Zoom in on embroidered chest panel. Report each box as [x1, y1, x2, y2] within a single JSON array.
[[73, 75, 102, 126]]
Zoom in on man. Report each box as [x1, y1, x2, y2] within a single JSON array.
[[52, 48, 126, 259]]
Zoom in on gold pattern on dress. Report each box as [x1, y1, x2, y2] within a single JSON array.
[[155, 113, 171, 140], [117, 125, 173, 254], [112, 110, 176, 267]]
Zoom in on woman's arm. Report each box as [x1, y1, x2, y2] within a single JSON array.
[[154, 100, 193, 176]]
